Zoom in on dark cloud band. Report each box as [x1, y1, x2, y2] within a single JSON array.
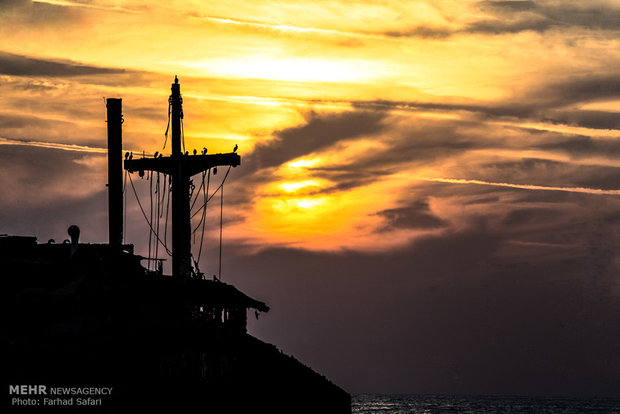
[[0, 51, 125, 77]]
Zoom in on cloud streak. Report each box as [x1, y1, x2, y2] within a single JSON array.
[[420, 177, 620, 196], [382, 1, 620, 38], [0, 136, 108, 153], [32, 0, 142, 13], [0, 51, 126, 77]]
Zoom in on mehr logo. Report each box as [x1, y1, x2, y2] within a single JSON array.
[[9, 385, 47, 395]]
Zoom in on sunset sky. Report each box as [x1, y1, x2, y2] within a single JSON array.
[[2, 0, 620, 397]]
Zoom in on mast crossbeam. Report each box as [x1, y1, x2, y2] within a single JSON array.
[[124, 153, 240, 177]]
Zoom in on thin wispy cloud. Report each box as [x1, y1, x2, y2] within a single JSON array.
[[420, 176, 620, 196], [192, 14, 371, 39], [31, 0, 142, 14], [0, 51, 125, 77], [0, 136, 107, 153]]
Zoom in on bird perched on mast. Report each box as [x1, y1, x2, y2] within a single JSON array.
[[233, 144, 238, 153]]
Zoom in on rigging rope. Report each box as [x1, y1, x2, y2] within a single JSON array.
[[163, 96, 171, 149], [196, 169, 210, 264], [148, 172, 153, 270], [188, 167, 231, 279], [190, 166, 231, 220], [192, 172, 208, 234], [190, 172, 206, 212], [181, 118, 186, 152], [123, 170, 128, 243], [128, 172, 173, 256], [164, 177, 171, 252], [155, 172, 161, 264], [161, 177, 167, 217], [219, 178, 224, 280], [126, 161, 232, 277]]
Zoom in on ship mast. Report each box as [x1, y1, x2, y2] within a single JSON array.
[[124, 77, 240, 278]]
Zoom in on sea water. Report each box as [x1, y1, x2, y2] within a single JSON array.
[[352, 394, 620, 413]]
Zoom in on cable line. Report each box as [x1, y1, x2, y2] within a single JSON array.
[[128, 172, 172, 257], [155, 172, 161, 264], [196, 169, 211, 265], [148, 172, 154, 270], [123, 170, 128, 243], [190, 167, 231, 220], [219, 178, 224, 280]]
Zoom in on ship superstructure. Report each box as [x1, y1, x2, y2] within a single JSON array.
[[2, 78, 351, 413]]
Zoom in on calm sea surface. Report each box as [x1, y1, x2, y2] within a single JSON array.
[[352, 394, 620, 414]]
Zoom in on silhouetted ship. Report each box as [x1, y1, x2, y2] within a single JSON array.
[[2, 78, 351, 413]]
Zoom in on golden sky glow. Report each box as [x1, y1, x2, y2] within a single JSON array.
[[6, 1, 620, 397], [2, 0, 620, 256]]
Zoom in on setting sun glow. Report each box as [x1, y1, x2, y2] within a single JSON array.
[[1, 0, 619, 254], [4, 0, 620, 398]]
